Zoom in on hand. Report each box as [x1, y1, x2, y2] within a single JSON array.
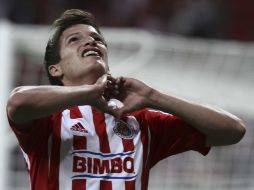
[[114, 77, 153, 117], [90, 74, 119, 117]]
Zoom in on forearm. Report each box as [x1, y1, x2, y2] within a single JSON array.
[[148, 89, 246, 146], [7, 85, 96, 124]]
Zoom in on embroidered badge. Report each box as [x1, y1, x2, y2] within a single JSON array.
[[113, 119, 138, 139]]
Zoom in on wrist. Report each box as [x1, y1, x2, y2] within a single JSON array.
[[86, 84, 103, 105], [146, 88, 160, 109]]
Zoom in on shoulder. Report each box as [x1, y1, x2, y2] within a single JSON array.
[[125, 108, 175, 126], [127, 108, 173, 119]]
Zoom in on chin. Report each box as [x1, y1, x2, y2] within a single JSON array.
[[93, 61, 108, 74]]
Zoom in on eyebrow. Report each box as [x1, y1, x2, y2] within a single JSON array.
[[63, 31, 106, 46], [90, 32, 107, 45], [90, 32, 103, 39], [65, 31, 101, 40]]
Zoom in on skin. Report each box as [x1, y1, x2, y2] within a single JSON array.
[[7, 24, 245, 146], [49, 24, 109, 86]]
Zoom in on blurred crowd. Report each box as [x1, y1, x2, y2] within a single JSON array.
[[0, 0, 254, 41]]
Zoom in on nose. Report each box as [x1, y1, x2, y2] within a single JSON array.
[[84, 36, 96, 46]]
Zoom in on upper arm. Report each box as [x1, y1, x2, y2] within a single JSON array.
[[6, 86, 56, 124], [7, 86, 31, 124]]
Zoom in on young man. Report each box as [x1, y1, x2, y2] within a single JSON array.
[[7, 9, 245, 190]]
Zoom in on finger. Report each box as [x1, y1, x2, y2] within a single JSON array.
[[105, 80, 114, 90], [116, 106, 133, 118], [111, 88, 120, 96], [106, 76, 120, 91], [106, 90, 120, 100], [117, 77, 127, 89], [103, 83, 119, 99], [94, 97, 119, 117], [107, 74, 117, 83], [102, 91, 111, 101], [108, 109, 121, 118], [101, 105, 120, 118], [119, 77, 126, 84], [116, 77, 122, 85], [96, 74, 107, 87]]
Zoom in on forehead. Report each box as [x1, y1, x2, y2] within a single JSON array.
[[60, 24, 99, 40]]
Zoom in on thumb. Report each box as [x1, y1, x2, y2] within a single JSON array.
[[103, 106, 121, 118], [115, 106, 132, 118], [95, 74, 107, 87]]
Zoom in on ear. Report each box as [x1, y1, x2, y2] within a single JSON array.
[[48, 64, 63, 77]]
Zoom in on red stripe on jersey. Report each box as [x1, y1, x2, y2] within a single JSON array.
[[140, 121, 149, 190], [92, 109, 111, 153], [92, 109, 112, 190], [100, 180, 112, 190], [121, 117, 135, 190], [71, 107, 87, 189], [72, 179, 86, 190], [122, 138, 135, 152], [69, 107, 82, 118], [28, 150, 50, 190], [27, 117, 52, 190], [121, 117, 134, 152], [125, 180, 136, 190], [73, 135, 87, 150], [49, 113, 62, 190]]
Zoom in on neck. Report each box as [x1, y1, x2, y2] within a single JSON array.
[[62, 74, 102, 86]]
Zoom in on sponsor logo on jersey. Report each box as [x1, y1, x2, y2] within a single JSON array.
[[71, 150, 137, 180], [113, 119, 138, 139], [70, 122, 88, 136]]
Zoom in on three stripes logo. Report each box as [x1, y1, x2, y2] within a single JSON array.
[[70, 122, 88, 136]]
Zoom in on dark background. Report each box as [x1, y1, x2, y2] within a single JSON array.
[[1, 0, 254, 42]]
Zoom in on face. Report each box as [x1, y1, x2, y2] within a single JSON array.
[[50, 24, 109, 86]]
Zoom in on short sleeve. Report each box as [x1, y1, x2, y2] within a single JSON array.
[[8, 116, 52, 154], [133, 109, 210, 167]]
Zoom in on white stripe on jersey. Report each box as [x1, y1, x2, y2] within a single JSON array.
[[20, 148, 32, 190], [104, 113, 122, 154], [86, 178, 100, 190], [79, 106, 100, 152], [147, 109, 172, 116], [59, 106, 96, 190], [105, 113, 125, 189], [59, 109, 73, 190], [126, 116, 143, 190], [83, 107, 101, 190], [48, 134, 52, 177], [20, 147, 30, 170], [146, 128, 151, 169]]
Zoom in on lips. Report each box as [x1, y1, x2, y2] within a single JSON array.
[[81, 48, 102, 57]]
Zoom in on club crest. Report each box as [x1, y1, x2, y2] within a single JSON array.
[[113, 119, 138, 139]]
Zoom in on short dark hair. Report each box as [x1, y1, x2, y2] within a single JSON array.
[[44, 9, 103, 85]]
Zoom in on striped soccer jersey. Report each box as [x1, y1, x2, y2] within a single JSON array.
[[9, 106, 210, 190]]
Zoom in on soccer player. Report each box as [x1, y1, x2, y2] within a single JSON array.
[[6, 9, 245, 190]]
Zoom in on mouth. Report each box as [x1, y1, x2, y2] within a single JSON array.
[[81, 48, 102, 58]]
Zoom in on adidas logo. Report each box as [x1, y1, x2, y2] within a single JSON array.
[[70, 122, 88, 134]]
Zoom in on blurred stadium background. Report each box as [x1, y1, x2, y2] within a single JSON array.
[[0, 0, 254, 190]]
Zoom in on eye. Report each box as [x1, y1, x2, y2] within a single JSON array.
[[91, 33, 106, 45], [94, 36, 103, 43], [67, 36, 80, 44]]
